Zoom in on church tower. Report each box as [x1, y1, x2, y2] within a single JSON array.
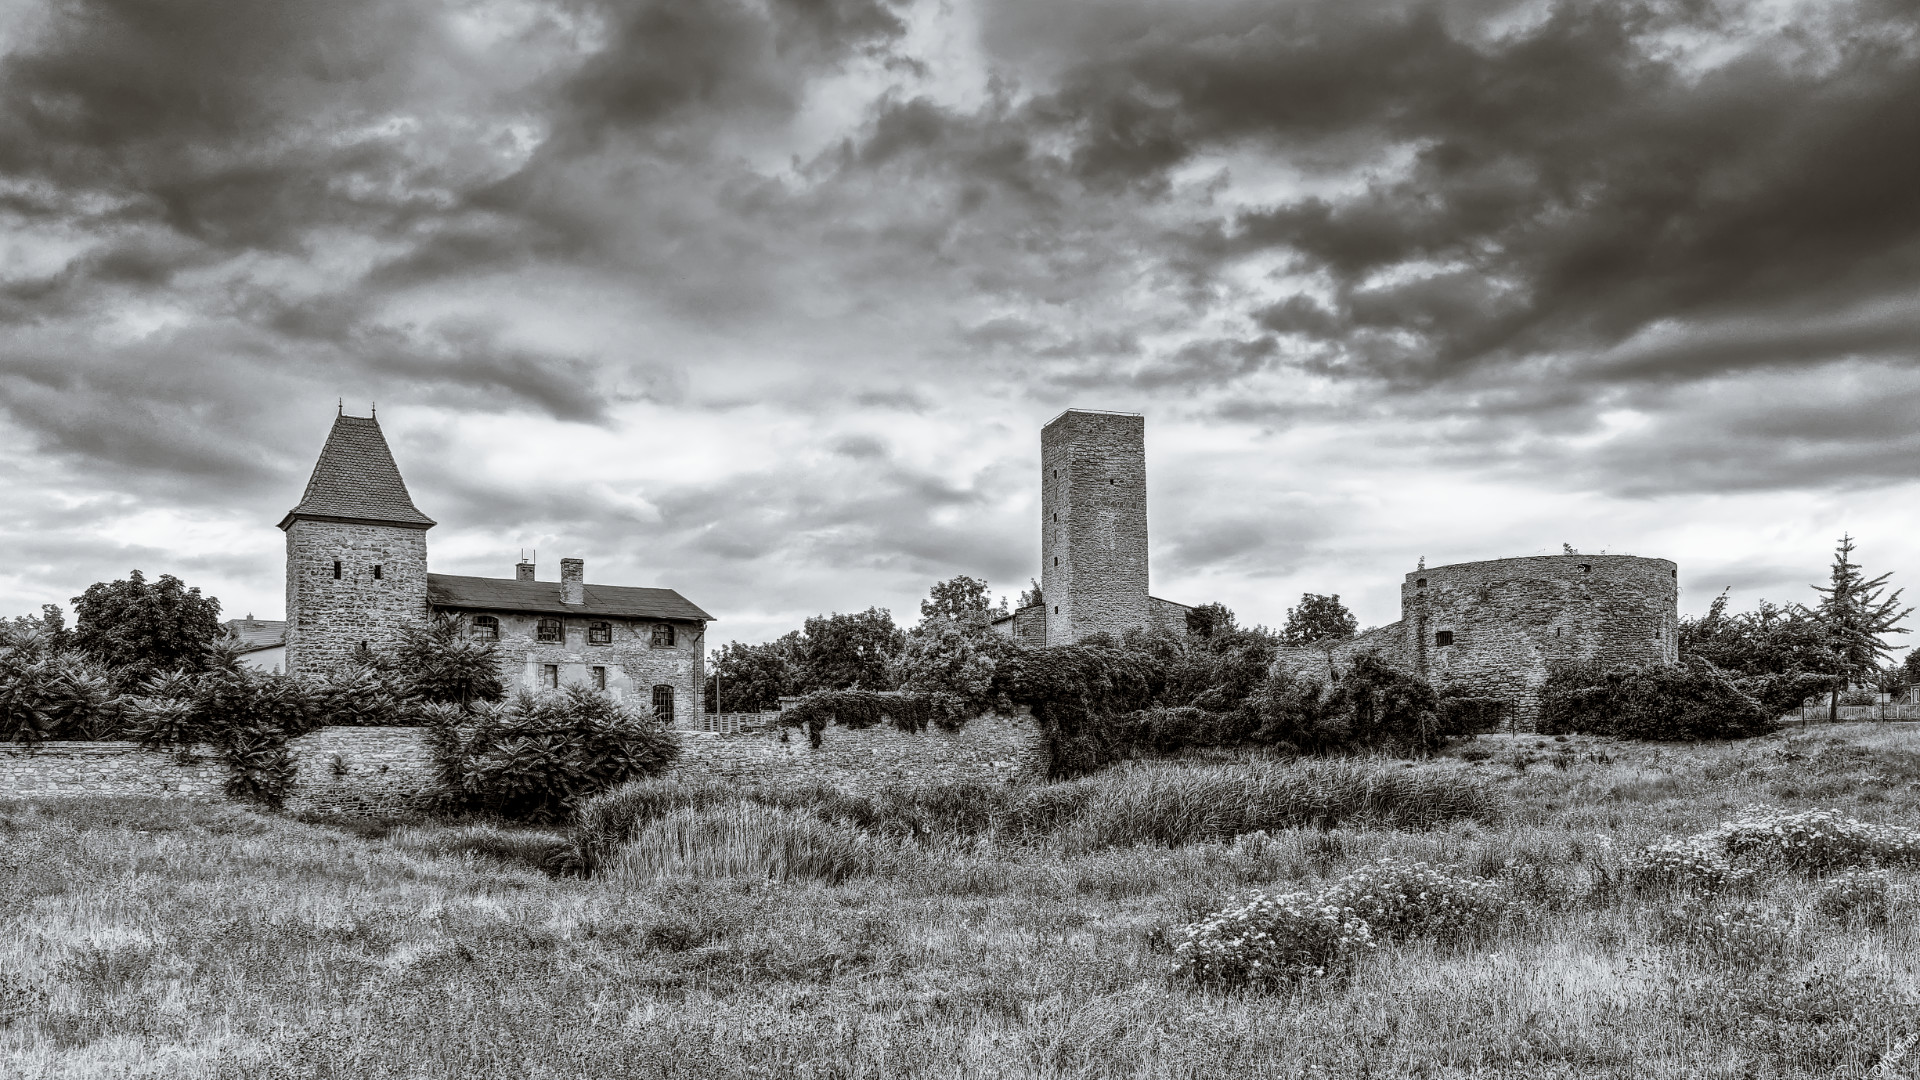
[[1040, 409, 1150, 644], [279, 410, 434, 676]]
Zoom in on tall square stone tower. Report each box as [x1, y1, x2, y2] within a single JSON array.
[[1040, 409, 1150, 645], [279, 412, 434, 676]]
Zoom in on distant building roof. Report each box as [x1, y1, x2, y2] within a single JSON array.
[[427, 574, 714, 622], [278, 413, 436, 530], [222, 618, 287, 653]]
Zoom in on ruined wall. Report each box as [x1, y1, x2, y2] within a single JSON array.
[[285, 520, 429, 676], [1405, 554, 1679, 725], [0, 743, 225, 800], [1149, 597, 1192, 638], [448, 611, 704, 721], [1042, 410, 1150, 645], [1271, 621, 1409, 682], [283, 727, 439, 814], [671, 712, 1047, 791]]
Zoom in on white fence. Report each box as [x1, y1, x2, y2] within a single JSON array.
[[1788, 704, 1920, 723]]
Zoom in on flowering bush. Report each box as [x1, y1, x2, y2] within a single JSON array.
[[1320, 857, 1509, 943], [1168, 890, 1373, 988], [1813, 869, 1909, 926], [1705, 808, 1920, 873], [1625, 837, 1753, 893], [1656, 899, 1792, 966]]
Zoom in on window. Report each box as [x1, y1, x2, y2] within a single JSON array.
[[592, 666, 606, 691], [332, 560, 342, 579], [1054, 605, 1059, 614], [1109, 478, 1115, 485], [1579, 564, 1592, 574], [1053, 557, 1059, 566], [588, 622, 612, 645], [543, 664, 559, 689], [1416, 578, 1427, 588], [536, 618, 563, 643], [1435, 631, 1454, 646], [652, 684, 674, 723], [372, 564, 382, 580], [651, 624, 675, 648], [470, 615, 499, 641]]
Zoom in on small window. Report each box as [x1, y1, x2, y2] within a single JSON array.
[[1054, 605, 1060, 614], [1579, 564, 1592, 574], [1416, 578, 1427, 588], [470, 615, 499, 641], [592, 666, 606, 691], [536, 618, 563, 643], [1109, 478, 1115, 485], [543, 664, 559, 689], [1052, 513, 1058, 522], [651, 624, 675, 648], [1435, 631, 1454, 646], [372, 564, 382, 580], [1053, 557, 1059, 566], [588, 622, 612, 645], [332, 560, 342, 579], [652, 684, 674, 723]]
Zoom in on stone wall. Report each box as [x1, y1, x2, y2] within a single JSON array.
[[1272, 621, 1409, 682], [1042, 409, 1150, 645], [285, 519, 430, 676], [3, 712, 1048, 810], [0, 742, 226, 800], [671, 712, 1048, 791]]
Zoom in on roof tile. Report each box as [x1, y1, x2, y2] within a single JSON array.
[[280, 414, 435, 529], [427, 574, 713, 621]]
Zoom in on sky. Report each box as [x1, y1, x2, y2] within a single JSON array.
[[2, 0, 1918, 647]]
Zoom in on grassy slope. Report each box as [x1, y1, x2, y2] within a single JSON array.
[[3, 724, 1920, 1079]]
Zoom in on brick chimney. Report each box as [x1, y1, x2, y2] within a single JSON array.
[[516, 555, 535, 582], [560, 558, 584, 605]]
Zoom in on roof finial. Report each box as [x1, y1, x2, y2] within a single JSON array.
[[371, 401, 376, 418], [337, 398, 343, 416]]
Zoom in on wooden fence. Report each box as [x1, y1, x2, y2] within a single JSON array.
[[1788, 703, 1920, 723], [687, 712, 780, 734]]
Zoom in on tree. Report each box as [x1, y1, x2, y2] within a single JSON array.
[[6, 605, 71, 650], [897, 616, 1018, 721], [1682, 590, 1835, 677], [919, 576, 992, 624], [706, 634, 799, 713], [1810, 535, 1911, 721], [70, 571, 224, 687], [796, 608, 903, 692], [1018, 579, 1043, 610], [1281, 593, 1358, 648], [384, 615, 508, 710], [1184, 602, 1236, 642]]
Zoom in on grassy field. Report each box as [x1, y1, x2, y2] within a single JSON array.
[[4, 723, 1920, 1078]]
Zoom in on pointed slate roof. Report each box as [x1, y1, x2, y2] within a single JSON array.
[[278, 413, 436, 530]]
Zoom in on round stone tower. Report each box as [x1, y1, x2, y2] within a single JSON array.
[[1402, 554, 1679, 725], [279, 411, 434, 676]]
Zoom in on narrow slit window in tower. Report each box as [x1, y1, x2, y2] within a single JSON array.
[[1435, 630, 1454, 646], [372, 565, 382, 580], [332, 560, 341, 579]]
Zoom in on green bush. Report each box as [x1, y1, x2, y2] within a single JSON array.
[[427, 687, 679, 823], [1249, 655, 1467, 755], [778, 689, 945, 748], [124, 665, 337, 807], [1170, 889, 1375, 987], [0, 633, 131, 746], [1537, 659, 1778, 740], [1319, 858, 1509, 943], [995, 643, 1162, 778]]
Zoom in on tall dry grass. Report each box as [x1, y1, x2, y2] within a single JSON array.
[[600, 801, 890, 884]]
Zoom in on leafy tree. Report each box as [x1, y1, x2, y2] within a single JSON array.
[[706, 634, 799, 712], [0, 630, 129, 745], [919, 575, 992, 624], [1184, 602, 1236, 642], [1250, 656, 1454, 755], [1018, 579, 1043, 610], [897, 614, 1018, 722], [1281, 593, 1358, 648], [1810, 535, 1911, 721], [384, 615, 508, 710], [1681, 590, 1835, 678], [6, 605, 71, 650], [796, 608, 903, 691], [70, 571, 223, 687]]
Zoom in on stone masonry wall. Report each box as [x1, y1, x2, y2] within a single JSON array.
[[1042, 410, 1149, 645], [1404, 554, 1679, 726], [670, 712, 1048, 792], [1272, 621, 1409, 682], [0, 742, 225, 800], [283, 727, 440, 814], [285, 519, 430, 676], [450, 611, 704, 722]]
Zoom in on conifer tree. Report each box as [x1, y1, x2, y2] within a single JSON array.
[[1811, 535, 1911, 721]]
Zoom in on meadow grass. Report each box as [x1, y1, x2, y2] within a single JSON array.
[[2, 722, 1919, 1077]]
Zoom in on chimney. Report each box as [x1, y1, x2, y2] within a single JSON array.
[[516, 555, 535, 582], [561, 558, 584, 605]]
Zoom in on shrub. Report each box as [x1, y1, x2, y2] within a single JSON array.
[[1437, 695, 1509, 735], [1625, 837, 1752, 893], [1538, 659, 1777, 740], [1249, 656, 1470, 756], [779, 690, 944, 748], [124, 666, 336, 807], [602, 802, 886, 884], [1169, 890, 1375, 988], [994, 643, 1162, 778], [1706, 808, 1920, 873], [427, 687, 679, 823], [0, 633, 131, 745], [1655, 899, 1792, 967], [1319, 858, 1509, 943]]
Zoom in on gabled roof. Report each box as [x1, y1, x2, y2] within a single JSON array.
[[427, 573, 714, 622], [222, 618, 287, 652], [278, 413, 435, 530]]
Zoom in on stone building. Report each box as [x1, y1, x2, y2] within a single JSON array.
[[1275, 553, 1679, 727], [992, 409, 1191, 645], [280, 410, 712, 721]]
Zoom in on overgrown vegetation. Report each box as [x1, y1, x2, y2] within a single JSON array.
[[1538, 658, 1783, 741]]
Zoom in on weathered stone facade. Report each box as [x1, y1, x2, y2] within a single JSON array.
[[283, 727, 439, 814], [448, 608, 705, 721], [1274, 553, 1680, 727], [1042, 409, 1151, 644], [284, 519, 429, 676]]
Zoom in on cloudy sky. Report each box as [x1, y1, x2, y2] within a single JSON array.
[[2, 0, 1918, 645]]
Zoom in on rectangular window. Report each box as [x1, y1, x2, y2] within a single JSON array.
[[543, 664, 559, 689], [651, 624, 675, 648], [537, 618, 563, 643], [372, 564, 382, 580], [588, 622, 612, 645], [591, 666, 606, 691], [470, 615, 499, 641], [652, 684, 675, 723], [1435, 631, 1454, 646], [332, 560, 341, 579]]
